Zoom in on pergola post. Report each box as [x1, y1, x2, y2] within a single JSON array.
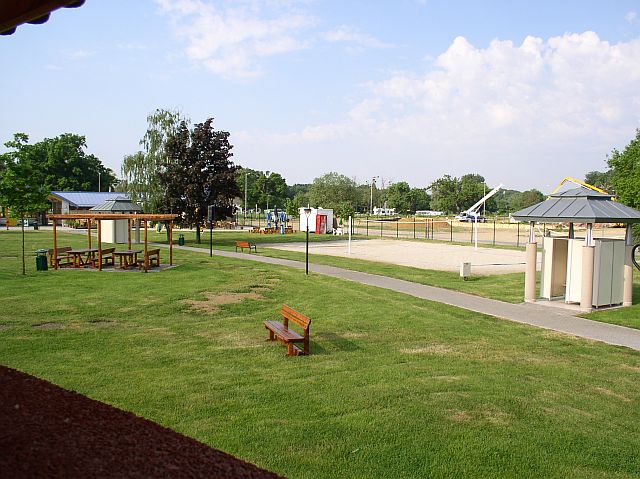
[[580, 223, 595, 313], [53, 219, 58, 270], [127, 218, 132, 249], [624, 224, 634, 307], [87, 219, 92, 248], [144, 220, 148, 273], [568, 223, 574, 239], [524, 221, 537, 303], [97, 219, 102, 271], [169, 220, 173, 266]]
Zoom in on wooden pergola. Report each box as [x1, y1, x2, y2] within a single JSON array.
[[48, 213, 179, 272]]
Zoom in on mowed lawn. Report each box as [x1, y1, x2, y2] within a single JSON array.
[[1, 230, 640, 478]]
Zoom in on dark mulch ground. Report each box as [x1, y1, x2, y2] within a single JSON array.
[[0, 366, 284, 478]]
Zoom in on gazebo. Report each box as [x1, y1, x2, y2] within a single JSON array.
[[49, 213, 178, 272], [512, 188, 640, 311], [90, 197, 143, 244]]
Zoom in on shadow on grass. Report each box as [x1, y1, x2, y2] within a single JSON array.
[[312, 332, 361, 355]]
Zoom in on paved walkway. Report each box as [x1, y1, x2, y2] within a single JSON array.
[[160, 244, 640, 351]]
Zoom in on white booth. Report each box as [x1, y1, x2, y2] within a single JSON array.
[[299, 207, 334, 234], [90, 197, 143, 244], [512, 188, 640, 312]]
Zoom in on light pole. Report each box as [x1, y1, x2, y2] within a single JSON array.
[[370, 176, 378, 215], [304, 207, 312, 275]]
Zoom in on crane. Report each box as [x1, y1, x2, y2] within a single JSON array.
[[549, 177, 612, 198], [456, 183, 504, 222]]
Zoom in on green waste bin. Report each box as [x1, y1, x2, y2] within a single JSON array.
[[178, 233, 185, 246], [35, 249, 48, 271]]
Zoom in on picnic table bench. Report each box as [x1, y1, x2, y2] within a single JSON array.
[[235, 241, 257, 253], [47, 246, 73, 268], [136, 248, 161, 269], [91, 247, 115, 268], [264, 304, 311, 356]]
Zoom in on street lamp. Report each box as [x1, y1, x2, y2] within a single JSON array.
[[304, 206, 312, 275], [370, 176, 379, 215]]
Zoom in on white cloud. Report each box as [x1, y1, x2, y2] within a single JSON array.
[[324, 26, 392, 50], [155, 0, 315, 78], [251, 32, 640, 189], [69, 49, 95, 59], [626, 11, 637, 24]]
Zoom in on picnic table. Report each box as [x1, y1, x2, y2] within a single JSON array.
[[67, 248, 99, 268], [114, 250, 142, 270]]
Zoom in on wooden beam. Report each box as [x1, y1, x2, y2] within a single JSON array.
[[144, 220, 148, 273], [53, 218, 58, 270], [97, 220, 102, 271], [127, 218, 132, 249], [169, 221, 173, 266], [87, 218, 91, 248]]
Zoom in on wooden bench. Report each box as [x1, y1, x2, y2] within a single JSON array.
[[91, 247, 115, 268], [47, 246, 73, 268], [264, 304, 311, 356], [137, 248, 161, 269], [235, 240, 257, 253]]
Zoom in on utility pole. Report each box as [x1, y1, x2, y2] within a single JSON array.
[[98, 172, 101, 193], [244, 172, 248, 221]]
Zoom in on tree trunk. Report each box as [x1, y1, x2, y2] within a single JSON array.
[[21, 218, 25, 275]]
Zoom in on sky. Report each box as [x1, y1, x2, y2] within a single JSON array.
[[2, 0, 640, 193]]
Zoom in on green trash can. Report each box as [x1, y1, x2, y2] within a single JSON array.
[[35, 248, 48, 271], [178, 233, 185, 246]]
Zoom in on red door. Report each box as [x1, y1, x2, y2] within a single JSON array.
[[315, 215, 327, 234]]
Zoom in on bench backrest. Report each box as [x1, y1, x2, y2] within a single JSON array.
[[146, 248, 160, 256], [281, 304, 311, 332], [100, 247, 115, 255], [236, 241, 250, 248], [48, 246, 71, 255]]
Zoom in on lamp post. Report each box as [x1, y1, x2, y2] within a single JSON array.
[[370, 176, 378, 215], [304, 207, 312, 275]]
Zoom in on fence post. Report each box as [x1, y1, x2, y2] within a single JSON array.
[[380, 220, 383, 237], [517, 222, 520, 247], [396, 221, 399, 238], [493, 218, 496, 246], [425, 219, 428, 239], [366, 216, 369, 236], [470, 222, 473, 244], [450, 219, 453, 242], [413, 218, 416, 239]]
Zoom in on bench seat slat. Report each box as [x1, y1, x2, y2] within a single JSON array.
[[264, 320, 304, 341]]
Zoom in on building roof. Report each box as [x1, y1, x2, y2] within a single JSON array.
[[50, 191, 129, 209], [90, 197, 143, 213], [511, 187, 640, 224], [1, 0, 85, 36]]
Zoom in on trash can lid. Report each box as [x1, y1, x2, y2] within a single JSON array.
[[35, 248, 48, 254]]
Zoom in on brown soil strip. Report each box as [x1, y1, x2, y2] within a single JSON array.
[[0, 365, 284, 478]]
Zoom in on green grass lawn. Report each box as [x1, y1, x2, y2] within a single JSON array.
[[1, 230, 640, 478], [152, 229, 529, 304]]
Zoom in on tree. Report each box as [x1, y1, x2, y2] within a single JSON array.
[[429, 175, 460, 213], [385, 181, 412, 214], [0, 148, 50, 275], [585, 170, 613, 192], [121, 108, 188, 212], [236, 168, 288, 211], [607, 129, 640, 236], [409, 188, 430, 212], [161, 118, 239, 244], [308, 172, 358, 214], [1, 133, 116, 193]]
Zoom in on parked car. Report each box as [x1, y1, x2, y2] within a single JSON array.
[[0, 218, 6, 227], [19, 218, 38, 227], [455, 213, 487, 223]]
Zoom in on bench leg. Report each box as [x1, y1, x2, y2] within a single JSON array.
[[287, 342, 294, 356], [267, 329, 275, 341]]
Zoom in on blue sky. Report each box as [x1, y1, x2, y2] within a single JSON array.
[[2, 0, 640, 192]]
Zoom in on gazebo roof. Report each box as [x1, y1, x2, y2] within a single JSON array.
[[511, 187, 640, 224], [90, 197, 143, 213]]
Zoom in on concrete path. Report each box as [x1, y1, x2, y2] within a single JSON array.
[[162, 244, 640, 351]]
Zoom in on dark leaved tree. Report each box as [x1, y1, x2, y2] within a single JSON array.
[[161, 119, 240, 244]]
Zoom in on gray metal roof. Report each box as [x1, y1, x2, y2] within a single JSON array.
[[90, 197, 143, 213], [50, 191, 129, 208], [511, 187, 640, 223]]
